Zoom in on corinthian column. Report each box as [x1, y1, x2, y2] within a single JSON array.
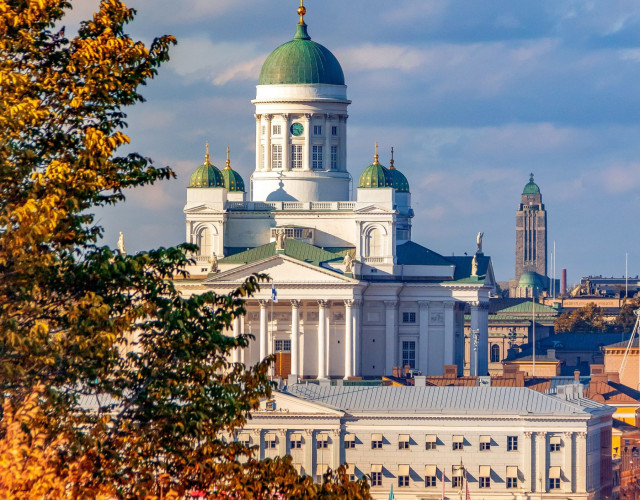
[[344, 300, 353, 379], [290, 300, 300, 379], [384, 301, 397, 375], [317, 300, 327, 379], [259, 300, 268, 361]]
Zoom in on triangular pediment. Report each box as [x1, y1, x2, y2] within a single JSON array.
[[354, 204, 395, 214], [184, 204, 226, 215], [205, 254, 357, 285], [254, 391, 343, 416]]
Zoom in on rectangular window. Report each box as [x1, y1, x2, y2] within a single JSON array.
[[332, 125, 338, 136], [274, 339, 291, 352], [452, 436, 464, 451], [331, 145, 338, 170], [313, 125, 322, 135], [479, 436, 491, 451], [271, 144, 282, 169], [272, 124, 281, 135], [370, 471, 382, 487], [398, 435, 410, 450], [265, 433, 276, 449], [425, 435, 437, 450], [402, 312, 416, 323], [425, 466, 437, 487], [479, 477, 490, 488], [290, 433, 302, 449], [550, 436, 561, 452], [506, 466, 518, 488], [549, 478, 560, 489], [401, 341, 416, 369], [312, 145, 323, 169], [344, 435, 356, 449], [452, 477, 462, 488], [398, 466, 410, 487], [507, 436, 518, 451], [316, 434, 328, 449], [291, 145, 303, 169], [371, 434, 383, 449]]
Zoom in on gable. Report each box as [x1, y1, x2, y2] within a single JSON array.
[[206, 254, 357, 285], [184, 204, 226, 215], [354, 205, 395, 214], [254, 391, 344, 416]]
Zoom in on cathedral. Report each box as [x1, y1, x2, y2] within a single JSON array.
[[176, 3, 496, 380]]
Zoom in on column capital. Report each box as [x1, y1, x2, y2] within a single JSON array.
[[278, 428, 287, 436], [444, 301, 455, 310], [384, 300, 398, 309], [264, 114, 272, 121], [282, 113, 290, 119], [304, 113, 313, 120], [562, 432, 573, 439], [290, 299, 301, 308], [259, 299, 269, 308], [318, 299, 328, 308], [524, 431, 534, 438], [352, 299, 363, 308], [331, 429, 341, 437], [535, 431, 547, 440], [576, 432, 587, 439], [254, 113, 262, 120], [304, 429, 313, 437], [418, 300, 430, 310], [344, 299, 354, 307]]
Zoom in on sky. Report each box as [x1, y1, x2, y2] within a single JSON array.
[[66, 0, 640, 284]]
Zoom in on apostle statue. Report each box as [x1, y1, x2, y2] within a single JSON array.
[[343, 251, 354, 274], [476, 231, 484, 254], [117, 231, 126, 256], [275, 229, 286, 251], [471, 254, 479, 276], [210, 252, 218, 273]]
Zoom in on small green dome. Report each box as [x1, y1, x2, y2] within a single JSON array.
[[359, 161, 394, 189], [388, 151, 409, 193], [523, 173, 540, 195], [518, 271, 545, 289], [190, 162, 224, 188], [258, 24, 345, 86], [221, 149, 245, 192]]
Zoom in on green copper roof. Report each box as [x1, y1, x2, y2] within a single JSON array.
[[523, 173, 540, 195], [518, 271, 545, 289], [222, 167, 245, 192], [497, 301, 558, 315], [258, 24, 345, 86], [389, 168, 410, 193], [189, 162, 224, 188], [219, 240, 351, 269], [358, 162, 394, 189]]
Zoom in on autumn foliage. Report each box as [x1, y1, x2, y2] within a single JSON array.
[[0, 1, 369, 498]]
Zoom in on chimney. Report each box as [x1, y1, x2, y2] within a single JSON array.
[[561, 269, 567, 295], [414, 376, 427, 387], [547, 348, 556, 360], [590, 364, 607, 384], [574, 370, 581, 382], [444, 365, 458, 378]]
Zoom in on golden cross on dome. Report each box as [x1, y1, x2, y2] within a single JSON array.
[[374, 142, 380, 165], [390, 146, 395, 169], [225, 147, 232, 170], [298, 0, 306, 25], [205, 141, 211, 165]]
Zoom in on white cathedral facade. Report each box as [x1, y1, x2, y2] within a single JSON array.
[[176, 5, 496, 381]]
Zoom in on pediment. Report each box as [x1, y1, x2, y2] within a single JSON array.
[[205, 254, 357, 285], [254, 391, 343, 416], [354, 204, 395, 214], [184, 204, 226, 215]]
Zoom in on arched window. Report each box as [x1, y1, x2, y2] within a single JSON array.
[[366, 228, 383, 257], [197, 227, 212, 257], [490, 344, 501, 363]]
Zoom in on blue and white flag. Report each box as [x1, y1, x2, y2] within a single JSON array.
[[271, 284, 278, 303]]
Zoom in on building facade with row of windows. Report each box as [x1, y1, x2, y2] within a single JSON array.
[[239, 384, 614, 499]]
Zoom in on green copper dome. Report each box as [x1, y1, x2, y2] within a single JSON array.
[[258, 24, 345, 86], [388, 151, 409, 193], [523, 173, 540, 195], [221, 149, 245, 192], [518, 271, 545, 289], [189, 145, 224, 188], [359, 160, 394, 189]]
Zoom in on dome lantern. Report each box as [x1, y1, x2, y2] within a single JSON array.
[[523, 173, 541, 195], [358, 142, 394, 189]]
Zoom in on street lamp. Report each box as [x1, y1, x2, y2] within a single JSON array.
[[471, 328, 480, 377]]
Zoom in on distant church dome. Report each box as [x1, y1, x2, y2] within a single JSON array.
[[388, 147, 410, 193], [518, 271, 545, 290], [522, 173, 540, 195], [258, 21, 345, 86], [189, 143, 224, 188], [221, 147, 245, 192], [359, 144, 394, 189]]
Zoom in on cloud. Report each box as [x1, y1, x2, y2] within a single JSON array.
[[213, 56, 266, 86], [598, 163, 640, 194]]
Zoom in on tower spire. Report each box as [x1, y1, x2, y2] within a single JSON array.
[[297, 0, 306, 25], [205, 141, 211, 165], [389, 147, 396, 170], [373, 142, 380, 165], [225, 147, 232, 170]]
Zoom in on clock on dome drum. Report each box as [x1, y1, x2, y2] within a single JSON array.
[[290, 122, 304, 136]]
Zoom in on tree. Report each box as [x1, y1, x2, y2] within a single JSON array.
[[0, 1, 369, 498], [554, 303, 610, 333], [614, 298, 640, 334]]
